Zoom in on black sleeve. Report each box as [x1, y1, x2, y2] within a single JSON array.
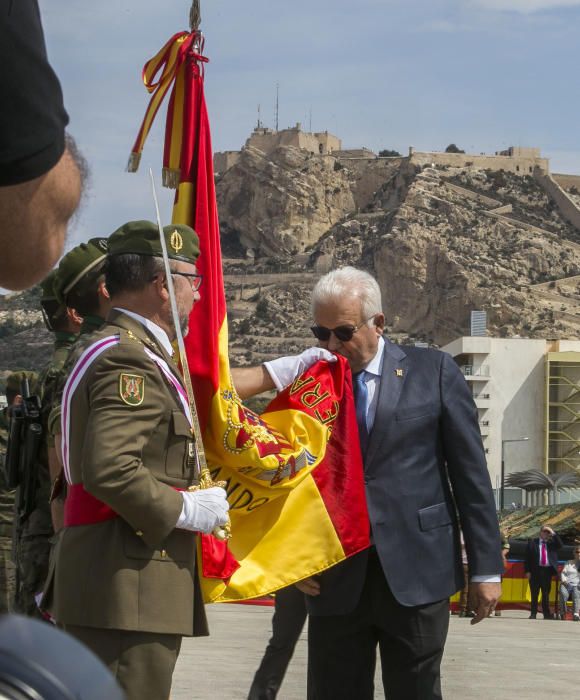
[[0, 0, 69, 186], [524, 540, 533, 572]]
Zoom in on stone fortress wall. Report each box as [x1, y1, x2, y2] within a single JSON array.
[[535, 170, 580, 231], [553, 173, 580, 191], [408, 146, 550, 176]]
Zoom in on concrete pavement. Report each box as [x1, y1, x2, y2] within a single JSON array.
[[172, 606, 578, 699]]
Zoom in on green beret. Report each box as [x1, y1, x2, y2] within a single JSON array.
[[54, 238, 109, 304], [40, 270, 59, 302], [107, 220, 200, 264]]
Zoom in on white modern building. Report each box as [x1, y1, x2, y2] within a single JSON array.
[[442, 336, 580, 507]]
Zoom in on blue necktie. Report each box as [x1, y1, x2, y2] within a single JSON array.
[[353, 371, 369, 455]]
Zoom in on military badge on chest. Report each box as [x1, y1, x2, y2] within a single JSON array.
[[119, 373, 145, 406]]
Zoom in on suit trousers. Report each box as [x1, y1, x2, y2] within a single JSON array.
[[248, 585, 308, 700], [308, 549, 449, 700], [529, 567, 555, 617], [65, 624, 181, 700]]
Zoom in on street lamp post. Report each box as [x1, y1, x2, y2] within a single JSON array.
[[500, 437, 529, 511]]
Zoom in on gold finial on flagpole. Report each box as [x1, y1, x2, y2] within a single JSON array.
[[189, 0, 201, 31]]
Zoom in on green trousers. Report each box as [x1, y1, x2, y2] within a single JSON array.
[[65, 624, 182, 700]]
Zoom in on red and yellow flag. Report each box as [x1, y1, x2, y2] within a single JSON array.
[[129, 30, 370, 601]]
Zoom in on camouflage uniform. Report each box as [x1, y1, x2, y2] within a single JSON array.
[[13, 333, 75, 617], [47, 316, 106, 446], [0, 407, 16, 613]]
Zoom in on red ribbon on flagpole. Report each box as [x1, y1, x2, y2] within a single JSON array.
[[127, 31, 208, 188]]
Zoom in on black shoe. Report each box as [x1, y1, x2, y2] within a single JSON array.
[[529, 614, 537, 619], [544, 614, 554, 620]]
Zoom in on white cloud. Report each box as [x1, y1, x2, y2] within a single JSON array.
[[472, 0, 580, 12]]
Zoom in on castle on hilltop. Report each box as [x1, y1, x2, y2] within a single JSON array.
[[214, 123, 375, 174], [213, 123, 558, 178], [213, 126, 580, 232]]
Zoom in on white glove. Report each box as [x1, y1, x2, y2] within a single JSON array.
[[264, 347, 337, 392], [177, 487, 230, 534]]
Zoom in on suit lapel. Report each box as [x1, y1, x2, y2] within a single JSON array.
[[365, 340, 408, 467]]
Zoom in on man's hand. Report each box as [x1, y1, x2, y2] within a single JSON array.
[[264, 348, 337, 392], [295, 577, 320, 596], [178, 487, 230, 533], [469, 582, 502, 625]]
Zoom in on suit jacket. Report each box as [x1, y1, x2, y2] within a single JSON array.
[[306, 340, 503, 615], [46, 310, 208, 636], [524, 535, 562, 576]]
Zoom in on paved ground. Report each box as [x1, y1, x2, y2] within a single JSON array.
[[172, 606, 578, 699]]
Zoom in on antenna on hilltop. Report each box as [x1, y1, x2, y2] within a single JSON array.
[[275, 82, 279, 132], [309, 106, 312, 133], [257, 103, 261, 128]]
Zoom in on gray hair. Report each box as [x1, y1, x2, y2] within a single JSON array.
[[311, 267, 383, 322]]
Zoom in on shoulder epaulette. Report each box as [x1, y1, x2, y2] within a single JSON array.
[[120, 328, 165, 358]]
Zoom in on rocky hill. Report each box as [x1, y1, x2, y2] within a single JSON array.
[[220, 150, 580, 358], [0, 287, 51, 384], [2, 148, 580, 375]]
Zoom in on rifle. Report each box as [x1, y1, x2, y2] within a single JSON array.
[[3, 376, 43, 525]]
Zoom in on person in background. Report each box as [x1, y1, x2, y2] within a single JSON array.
[[46, 238, 111, 521], [558, 546, 580, 621], [524, 524, 562, 620], [12, 272, 81, 618], [248, 586, 308, 700], [0, 374, 19, 615], [0, 1, 83, 290], [489, 533, 510, 617]]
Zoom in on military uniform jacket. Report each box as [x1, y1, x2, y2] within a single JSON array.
[[48, 310, 208, 636]]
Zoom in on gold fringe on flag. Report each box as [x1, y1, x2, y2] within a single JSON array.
[[162, 167, 182, 189], [126, 152, 142, 173]]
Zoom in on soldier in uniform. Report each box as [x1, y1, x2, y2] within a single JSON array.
[[12, 272, 80, 617], [43, 220, 229, 700], [0, 375, 17, 614], [1, 370, 38, 614], [46, 237, 111, 511]]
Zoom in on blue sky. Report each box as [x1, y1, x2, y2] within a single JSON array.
[[39, 0, 580, 249]]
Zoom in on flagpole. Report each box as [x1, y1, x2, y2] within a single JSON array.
[[149, 168, 230, 541]]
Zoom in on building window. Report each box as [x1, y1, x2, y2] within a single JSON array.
[[516, 165, 520, 172], [319, 143, 324, 154]]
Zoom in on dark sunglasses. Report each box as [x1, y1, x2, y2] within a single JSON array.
[[310, 315, 376, 343]]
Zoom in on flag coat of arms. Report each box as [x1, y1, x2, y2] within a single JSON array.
[[129, 27, 370, 602]]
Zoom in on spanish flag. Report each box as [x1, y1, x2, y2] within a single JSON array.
[[128, 29, 369, 601]]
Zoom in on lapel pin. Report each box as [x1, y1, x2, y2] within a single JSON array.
[[395, 368, 404, 377]]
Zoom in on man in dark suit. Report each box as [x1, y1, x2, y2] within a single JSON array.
[[277, 267, 504, 700], [524, 525, 562, 619], [234, 266, 504, 700]]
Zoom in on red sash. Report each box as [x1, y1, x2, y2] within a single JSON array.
[[63, 483, 239, 580], [64, 484, 117, 527]]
